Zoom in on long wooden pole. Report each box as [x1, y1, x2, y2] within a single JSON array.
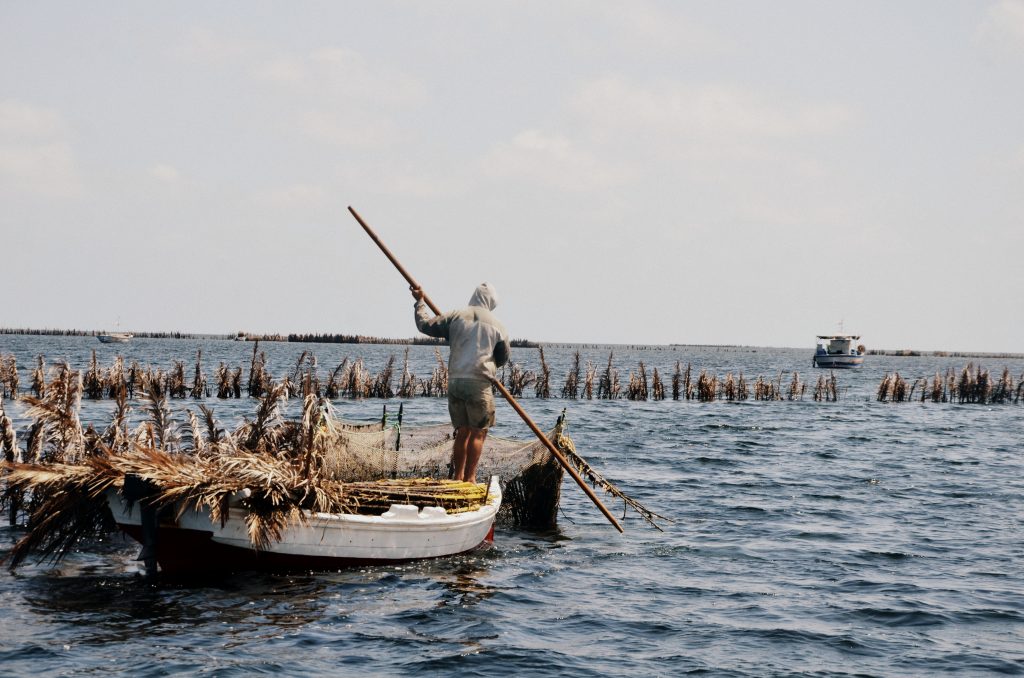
[[347, 206, 624, 533]]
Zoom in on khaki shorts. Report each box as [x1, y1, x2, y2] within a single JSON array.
[[448, 378, 496, 430]]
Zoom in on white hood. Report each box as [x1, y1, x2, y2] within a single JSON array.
[[468, 283, 498, 311]]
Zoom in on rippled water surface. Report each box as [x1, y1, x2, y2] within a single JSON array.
[[1, 336, 1023, 676]]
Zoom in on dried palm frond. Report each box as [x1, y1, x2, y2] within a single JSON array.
[[3, 452, 121, 568], [20, 363, 85, 464], [141, 389, 180, 451], [235, 384, 287, 452], [102, 384, 131, 451], [199, 404, 224, 447], [1, 398, 21, 524], [0, 399, 17, 464]]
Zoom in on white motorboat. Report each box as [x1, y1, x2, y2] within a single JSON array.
[[813, 334, 864, 368], [97, 332, 133, 344], [106, 476, 501, 574]]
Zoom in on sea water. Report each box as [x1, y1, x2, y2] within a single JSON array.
[[1, 336, 1022, 677]]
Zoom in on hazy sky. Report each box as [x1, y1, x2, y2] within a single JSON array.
[[2, 2, 1022, 351]]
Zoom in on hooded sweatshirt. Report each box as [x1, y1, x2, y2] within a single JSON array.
[[415, 283, 510, 382]]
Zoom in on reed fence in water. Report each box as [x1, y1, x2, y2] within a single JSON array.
[[0, 345, 847, 404], [876, 363, 1024, 404]]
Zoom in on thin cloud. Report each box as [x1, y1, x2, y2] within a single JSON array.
[[150, 164, 181, 183], [297, 109, 404, 148], [175, 26, 260, 66], [255, 183, 328, 209], [585, 1, 731, 56], [0, 101, 82, 198], [482, 129, 633, 192], [978, 0, 1024, 54], [570, 76, 857, 140], [255, 46, 425, 107]]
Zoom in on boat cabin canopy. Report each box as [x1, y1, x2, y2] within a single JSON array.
[[816, 334, 861, 355]]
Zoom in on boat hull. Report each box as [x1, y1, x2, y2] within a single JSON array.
[[97, 334, 132, 344], [107, 477, 500, 574], [813, 355, 864, 368]]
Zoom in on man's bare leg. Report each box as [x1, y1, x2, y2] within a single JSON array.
[[462, 427, 488, 483], [452, 427, 468, 480]]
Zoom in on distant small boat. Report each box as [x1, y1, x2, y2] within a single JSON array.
[[234, 332, 248, 341], [813, 335, 864, 368], [97, 332, 133, 344]]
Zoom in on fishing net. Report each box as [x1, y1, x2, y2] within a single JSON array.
[[320, 416, 566, 527]]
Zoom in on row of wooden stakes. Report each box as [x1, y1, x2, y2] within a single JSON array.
[[0, 347, 844, 404]]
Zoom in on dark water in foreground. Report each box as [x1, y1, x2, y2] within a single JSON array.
[[1, 336, 1023, 677]]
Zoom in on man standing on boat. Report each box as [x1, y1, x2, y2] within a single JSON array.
[[412, 283, 509, 483]]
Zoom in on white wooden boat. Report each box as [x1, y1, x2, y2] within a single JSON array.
[[97, 332, 133, 344], [813, 334, 864, 368], [105, 476, 501, 574]]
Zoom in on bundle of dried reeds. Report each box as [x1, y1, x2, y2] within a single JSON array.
[[396, 348, 416, 399], [561, 351, 581, 399], [597, 352, 620, 400], [31, 356, 45, 397], [216, 362, 232, 398], [813, 372, 838, 402], [722, 373, 736, 401], [651, 368, 665, 401], [106, 356, 125, 399], [787, 372, 805, 401], [535, 347, 551, 399], [991, 367, 1014, 404], [696, 370, 717, 402], [324, 358, 349, 399], [0, 397, 21, 525], [246, 341, 272, 398], [583, 360, 596, 400], [876, 372, 910, 402], [423, 347, 448, 397], [503, 362, 535, 398], [626, 363, 649, 401], [167, 361, 187, 399], [126, 360, 142, 398], [343, 478, 487, 515], [190, 350, 208, 399], [83, 350, 104, 399], [753, 375, 781, 401], [0, 354, 19, 400], [370, 355, 395, 399]]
